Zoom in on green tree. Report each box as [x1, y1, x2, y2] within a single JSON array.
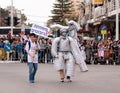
[[0, 8, 10, 26], [0, 7, 27, 26], [50, 0, 73, 25]]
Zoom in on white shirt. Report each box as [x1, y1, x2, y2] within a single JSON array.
[[25, 40, 38, 63]]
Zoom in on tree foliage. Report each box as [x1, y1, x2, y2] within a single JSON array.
[[0, 8, 10, 26], [50, 0, 73, 25], [0, 7, 27, 26]]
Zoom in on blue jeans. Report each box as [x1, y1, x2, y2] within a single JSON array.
[[28, 63, 38, 82]]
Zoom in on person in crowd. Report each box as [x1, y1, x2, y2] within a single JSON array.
[[112, 41, 118, 65], [38, 38, 46, 63], [98, 43, 105, 64], [11, 39, 18, 61], [25, 33, 39, 83], [4, 40, 11, 60], [0, 39, 4, 48], [92, 41, 98, 64], [85, 40, 92, 64], [46, 39, 52, 63], [117, 40, 120, 65], [109, 43, 114, 65], [104, 43, 110, 64], [16, 39, 24, 61], [20, 33, 29, 63], [80, 43, 86, 62]]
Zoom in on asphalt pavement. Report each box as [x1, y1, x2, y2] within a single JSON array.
[[0, 63, 120, 93]]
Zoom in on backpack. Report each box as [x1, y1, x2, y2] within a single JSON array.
[[28, 41, 37, 50], [57, 37, 70, 52]]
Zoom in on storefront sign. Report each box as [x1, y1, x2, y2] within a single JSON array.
[[92, 0, 103, 4], [101, 30, 107, 35]]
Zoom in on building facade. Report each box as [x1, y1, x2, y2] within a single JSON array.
[[79, 0, 120, 40]]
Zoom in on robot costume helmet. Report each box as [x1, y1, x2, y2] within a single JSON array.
[[60, 28, 68, 37], [66, 20, 81, 31]]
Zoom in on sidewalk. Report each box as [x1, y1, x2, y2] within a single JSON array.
[[0, 60, 21, 63]]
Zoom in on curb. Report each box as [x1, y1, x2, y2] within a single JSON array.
[[0, 61, 21, 63]]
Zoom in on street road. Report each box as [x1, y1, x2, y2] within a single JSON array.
[[0, 63, 120, 93]]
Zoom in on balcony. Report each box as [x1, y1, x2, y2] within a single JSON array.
[[81, 0, 120, 25], [91, 0, 120, 23], [94, 6, 107, 19], [108, 0, 120, 16]]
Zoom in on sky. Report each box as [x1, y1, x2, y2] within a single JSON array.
[[0, 0, 56, 25]]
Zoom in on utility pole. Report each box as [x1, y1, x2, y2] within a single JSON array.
[[0, 6, 1, 26], [20, 9, 25, 31], [115, 0, 119, 40], [11, 0, 14, 36]]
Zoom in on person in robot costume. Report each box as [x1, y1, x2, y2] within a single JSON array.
[[65, 19, 88, 72], [51, 24, 88, 82]]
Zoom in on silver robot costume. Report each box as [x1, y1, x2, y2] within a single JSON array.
[[51, 28, 75, 81], [66, 19, 88, 72], [51, 24, 88, 82]]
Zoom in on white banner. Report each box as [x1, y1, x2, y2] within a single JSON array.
[[30, 24, 49, 38]]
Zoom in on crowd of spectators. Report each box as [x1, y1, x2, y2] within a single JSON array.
[[80, 38, 120, 65], [0, 32, 120, 65], [0, 33, 53, 63]]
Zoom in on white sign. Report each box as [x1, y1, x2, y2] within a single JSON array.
[[30, 24, 49, 38]]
